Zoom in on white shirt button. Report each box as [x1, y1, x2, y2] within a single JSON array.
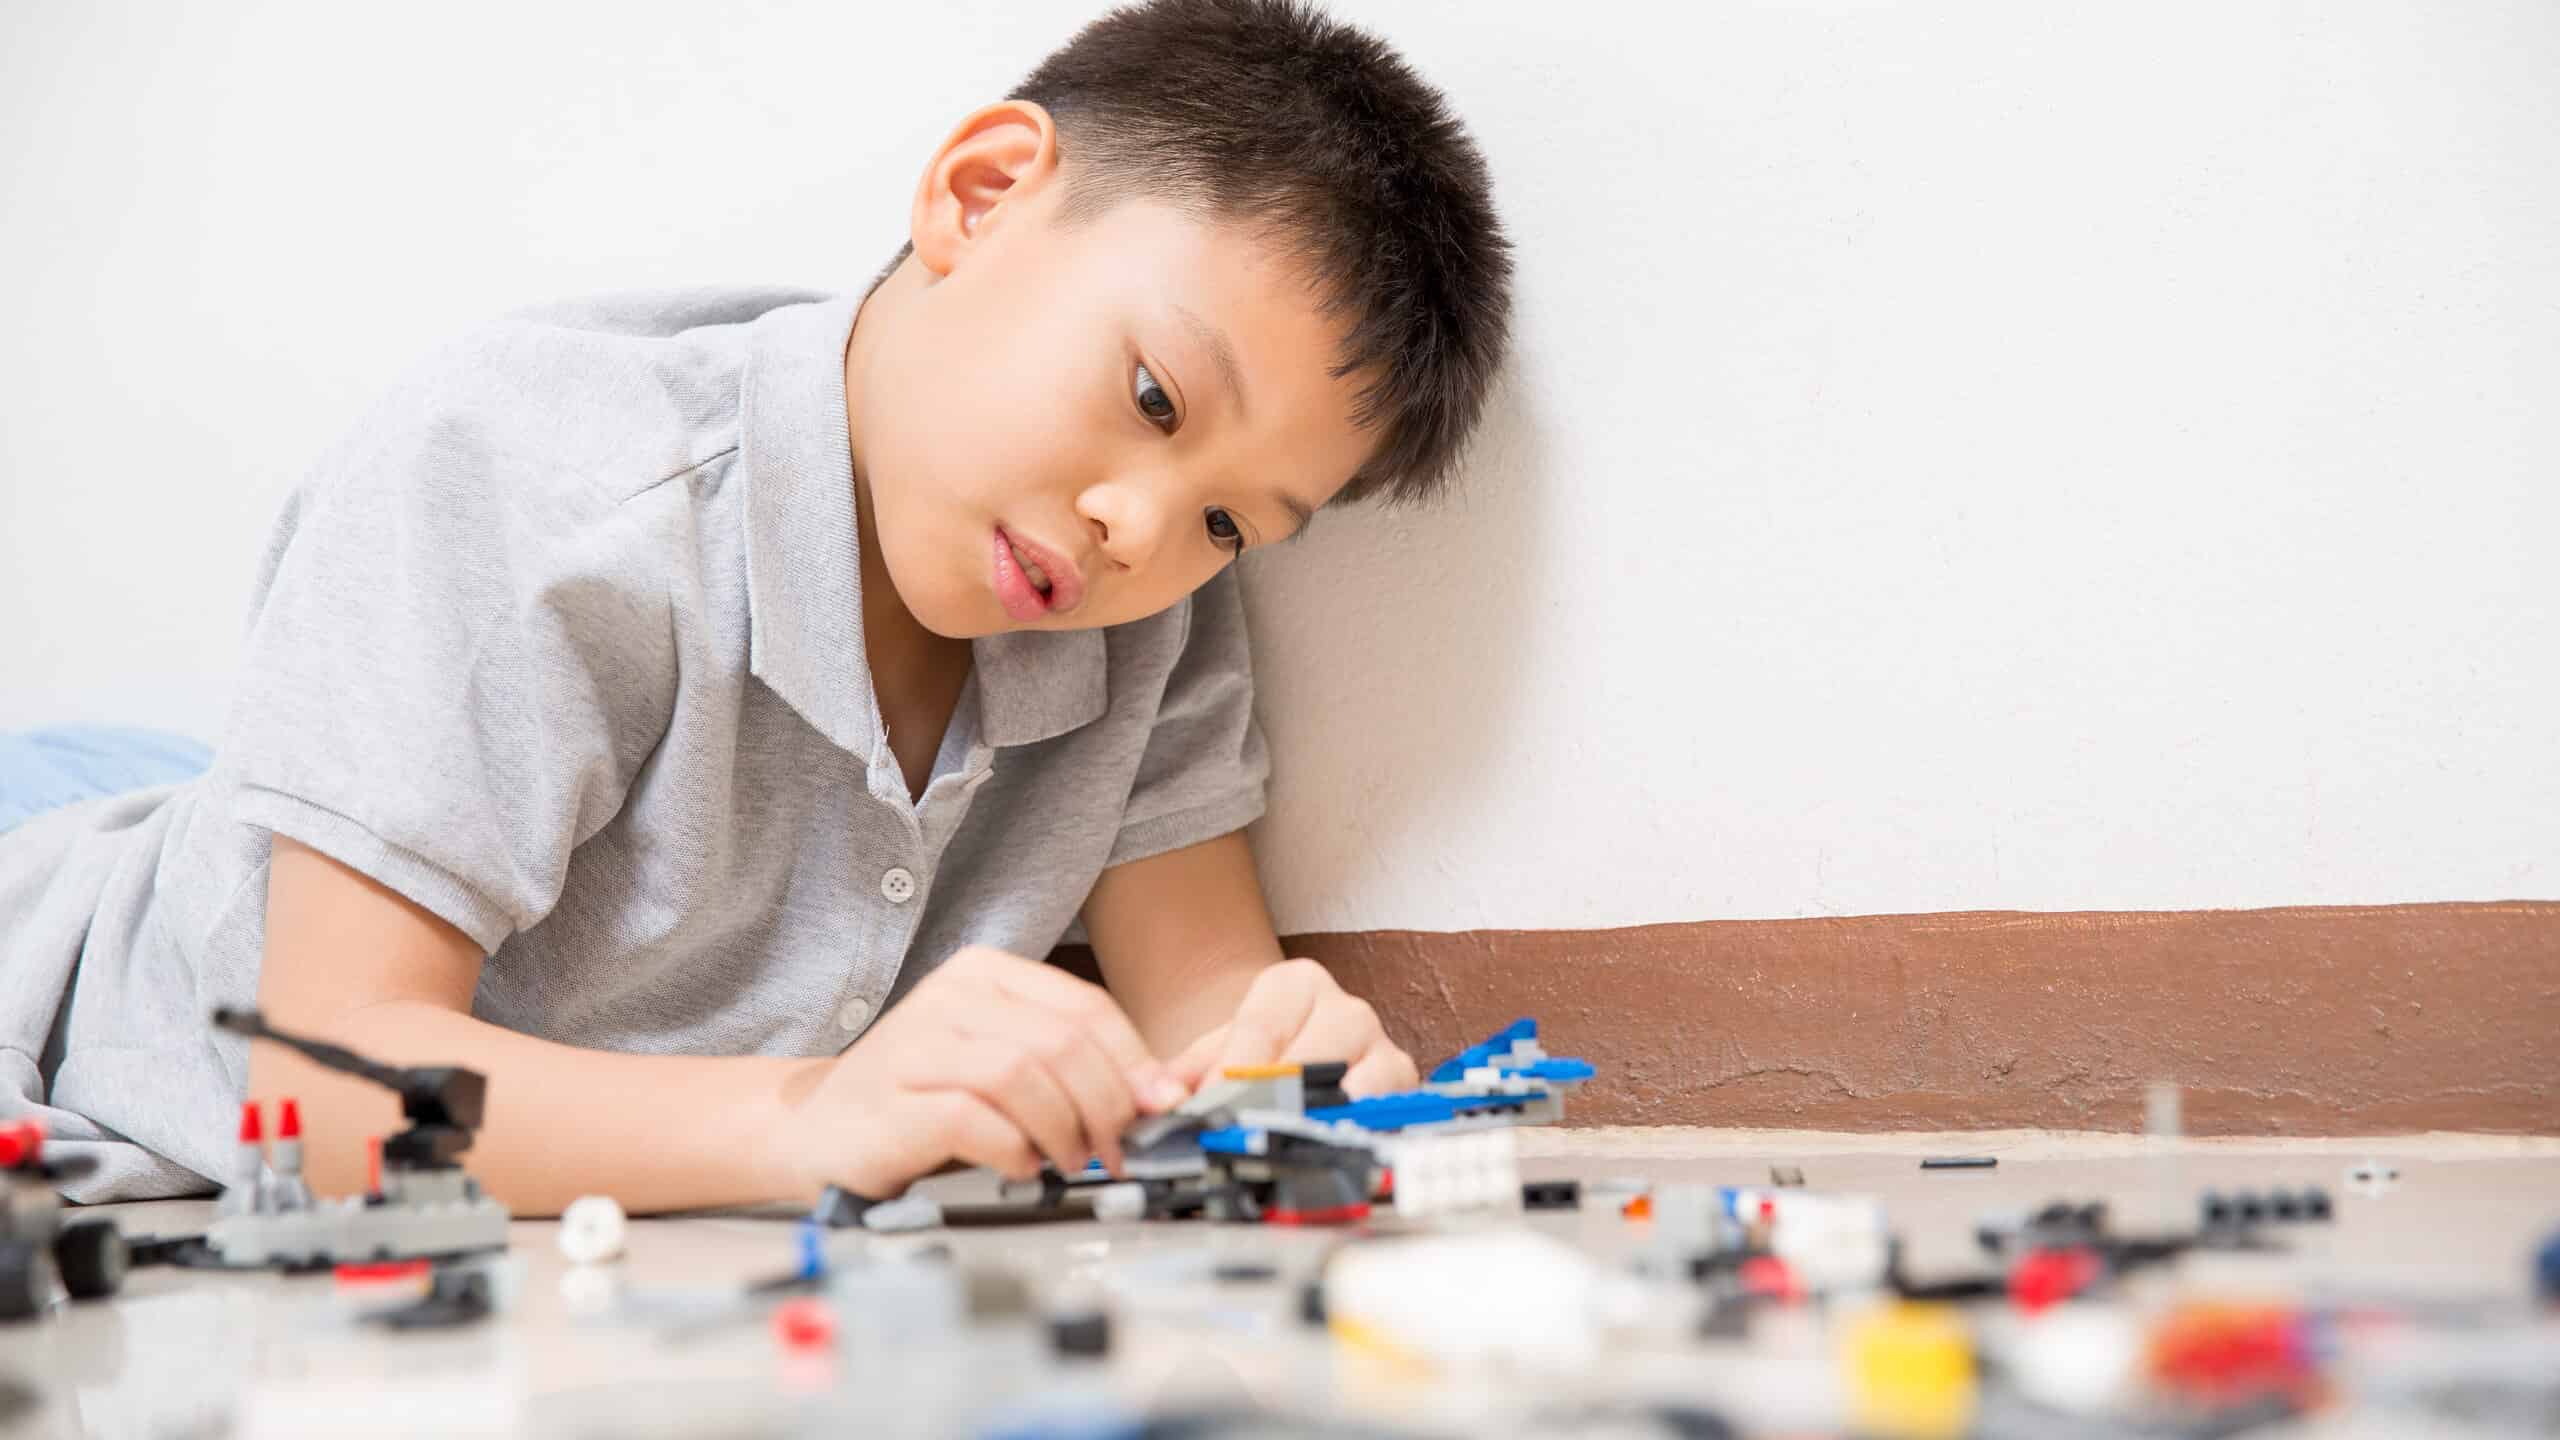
[[880, 866, 917, 904], [836, 997, 873, 1033]]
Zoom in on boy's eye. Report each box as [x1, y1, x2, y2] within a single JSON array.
[[1134, 362, 1178, 431], [1205, 507, 1245, 553]]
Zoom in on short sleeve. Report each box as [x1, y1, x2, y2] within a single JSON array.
[[1104, 568, 1272, 868], [221, 335, 681, 953]]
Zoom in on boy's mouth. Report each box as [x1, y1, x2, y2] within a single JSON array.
[[993, 526, 1082, 621]]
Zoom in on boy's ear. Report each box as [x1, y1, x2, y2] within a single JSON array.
[[910, 100, 1060, 278]]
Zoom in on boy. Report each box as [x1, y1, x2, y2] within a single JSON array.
[[0, 0, 1514, 1213]]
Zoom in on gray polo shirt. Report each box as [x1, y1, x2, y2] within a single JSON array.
[[0, 287, 1270, 1200]]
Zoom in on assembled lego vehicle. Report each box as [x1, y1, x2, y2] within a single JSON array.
[[195, 1008, 509, 1268], [1048, 1018, 1595, 1225], [0, 1118, 128, 1321]]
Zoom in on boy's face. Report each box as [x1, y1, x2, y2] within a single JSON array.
[[847, 104, 1379, 641]]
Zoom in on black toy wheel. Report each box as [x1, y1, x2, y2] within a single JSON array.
[[54, 1220, 127, 1301], [0, 1243, 43, 1321]]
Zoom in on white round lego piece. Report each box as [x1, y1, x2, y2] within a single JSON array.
[[1091, 1181, 1147, 1223], [557, 1194, 628, 1265]]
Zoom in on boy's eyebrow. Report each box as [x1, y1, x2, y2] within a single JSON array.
[[1173, 303, 1249, 426], [1168, 300, 1313, 543]]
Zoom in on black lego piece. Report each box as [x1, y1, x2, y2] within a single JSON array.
[[1212, 1261, 1279, 1283], [1298, 1061, 1351, 1111], [361, 1266, 494, 1330], [52, 1221, 126, 1300], [1921, 1155, 1997, 1170], [811, 1185, 877, 1229], [1297, 1278, 1327, 1327], [1768, 1166, 1806, 1188], [213, 1008, 485, 1171], [1048, 1307, 1113, 1358], [1522, 1179, 1582, 1210]]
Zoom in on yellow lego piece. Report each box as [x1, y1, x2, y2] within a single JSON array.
[[1220, 1064, 1303, 1080], [1841, 1300, 1977, 1440]]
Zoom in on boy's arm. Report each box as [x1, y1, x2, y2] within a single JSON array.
[[256, 837, 1179, 1215], [1079, 830, 1417, 1096]]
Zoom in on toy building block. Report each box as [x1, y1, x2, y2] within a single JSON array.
[[1388, 1129, 1521, 1220], [1029, 1017, 1600, 1227], [200, 1009, 507, 1268], [268, 1100, 315, 1212], [0, 1117, 130, 1321]]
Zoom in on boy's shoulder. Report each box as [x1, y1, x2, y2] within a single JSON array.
[[366, 286, 840, 508]]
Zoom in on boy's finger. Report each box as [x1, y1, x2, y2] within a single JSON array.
[[1167, 1026, 1227, 1090], [914, 1090, 1044, 1182], [1214, 964, 1321, 1075], [1277, 997, 1386, 1070], [1341, 1044, 1421, 1099], [924, 1034, 1091, 1179], [956, 1005, 1138, 1176], [984, 960, 1182, 1107]]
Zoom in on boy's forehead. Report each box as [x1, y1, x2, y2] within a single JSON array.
[[1035, 197, 1376, 494]]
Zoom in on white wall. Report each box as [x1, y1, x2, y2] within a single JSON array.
[[5, 1, 2553, 932]]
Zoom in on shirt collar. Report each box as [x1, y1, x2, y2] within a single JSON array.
[[737, 294, 1107, 759]]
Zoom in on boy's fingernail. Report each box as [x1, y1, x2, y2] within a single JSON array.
[[1148, 1077, 1188, 1109]]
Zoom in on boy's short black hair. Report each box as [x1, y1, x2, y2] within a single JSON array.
[[884, 0, 1516, 510]]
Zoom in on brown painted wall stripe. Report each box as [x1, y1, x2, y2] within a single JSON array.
[[1058, 900, 2560, 1135]]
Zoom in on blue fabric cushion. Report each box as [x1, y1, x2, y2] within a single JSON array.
[[0, 726, 212, 834]]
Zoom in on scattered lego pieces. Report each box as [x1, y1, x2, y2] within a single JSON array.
[[2008, 1247, 2104, 1314], [557, 1195, 628, 1265], [2144, 1302, 2327, 1407], [1388, 1129, 1520, 1219], [1842, 1301, 1976, 1440], [811, 1183, 876, 1229], [1047, 1306, 1112, 1358], [861, 1194, 947, 1233], [3, 1109, 128, 1320], [2200, 1187, 2332, 1231], [772, 1296, 836, 1351], [1522, 1179, 1581, 1210], [359, 1264, 495, 1331]]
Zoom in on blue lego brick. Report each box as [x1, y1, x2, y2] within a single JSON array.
[[1306, 1089, 1539, 1132], [1425, 1017, 1539, 1083], [1197, 1126, 1256, 1155]]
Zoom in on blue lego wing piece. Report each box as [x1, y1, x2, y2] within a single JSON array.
[[1308, 1092, 1465, 1131], [1509, 1058, 1596, 1082], [1426, 1017, 1539, 1083], [1197, 1126, 1255, 1155], [1307, 1090, 1540, 1132]]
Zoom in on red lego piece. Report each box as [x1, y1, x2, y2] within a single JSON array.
[[1739, 1255, 1806, 1303], [237, 1100, 263, 1143], [2009, 1246, 2104, 1314], [334, 1259, 432, 1285], [0, 1118, 43, 1169], [278, 1099, 303, 1139], [1264, 1202, 1372, 1226], [773, 1297, 836, 1350]]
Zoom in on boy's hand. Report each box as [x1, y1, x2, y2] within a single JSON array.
[[1168, 958, 1419, 1099], [771, 946, 1189, 1202]]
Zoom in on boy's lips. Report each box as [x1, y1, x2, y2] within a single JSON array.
[[992, 526, 1084, 621]]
